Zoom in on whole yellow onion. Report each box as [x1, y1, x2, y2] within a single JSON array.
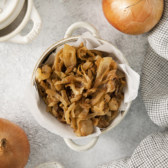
[[102, 0, 164, 35], [0, 118, 30, 168]]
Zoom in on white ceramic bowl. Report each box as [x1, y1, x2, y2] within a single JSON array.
[[0, 0, 25, 30], [35, 162, 64, 168], [0, 0, 41, 43], [31, 22, 131, 152]]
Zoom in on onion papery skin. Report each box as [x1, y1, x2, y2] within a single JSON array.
[[102, 0, 164, 35], [0, 118, 30, 168]]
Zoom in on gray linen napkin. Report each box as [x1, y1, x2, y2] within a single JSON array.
[[97, 1, 168, 167]]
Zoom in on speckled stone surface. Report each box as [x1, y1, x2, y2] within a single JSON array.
[[0, 0, 162, 168]]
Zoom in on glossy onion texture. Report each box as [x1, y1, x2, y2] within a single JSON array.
[[102, 0, 164, 35]]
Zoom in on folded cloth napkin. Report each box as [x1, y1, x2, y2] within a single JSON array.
[[97, 0, 168, 167]]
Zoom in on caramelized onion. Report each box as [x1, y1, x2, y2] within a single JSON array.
[[36, 43, 126, 136], [102, 0, 164, 35]]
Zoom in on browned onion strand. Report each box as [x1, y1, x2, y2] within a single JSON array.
[[36, 43, 126, 136]]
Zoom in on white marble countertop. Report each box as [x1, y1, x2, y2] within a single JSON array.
[[0, 0, 162, 168]]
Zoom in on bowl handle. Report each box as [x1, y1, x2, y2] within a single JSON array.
[[9, 4, 42, 44], [64, 21, 100, 38], [64, 136, 99, 152]]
